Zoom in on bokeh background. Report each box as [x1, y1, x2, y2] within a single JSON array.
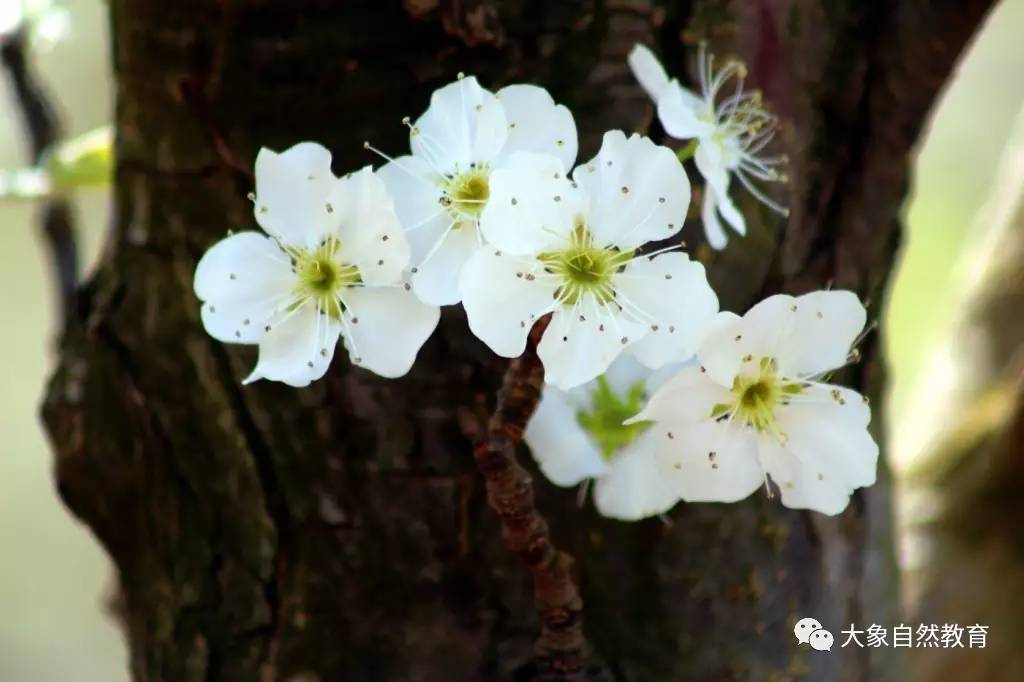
[[0, 1, 1021, 679]]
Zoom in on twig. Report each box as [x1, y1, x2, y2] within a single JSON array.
[[470, 322, 588, 680], [1, 27, 78, 329]]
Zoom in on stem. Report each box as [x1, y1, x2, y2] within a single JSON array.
[[470, 321, 589, 680], [676, 138, 699, 162]]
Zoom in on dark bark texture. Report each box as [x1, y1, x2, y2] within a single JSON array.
[[42, 1, 994, 680]]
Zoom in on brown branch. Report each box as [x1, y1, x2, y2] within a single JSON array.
[[1, 27, 78, 330], [469, 321, 588, 681]]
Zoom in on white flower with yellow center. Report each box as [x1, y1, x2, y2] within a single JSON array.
[[372, 75, 578, 306], [525, 355, 683, 520], [628, 43, 787, 250], [193, 142, 440, 386], [460, 130, 719, 390], [628, 290, 878, 515]]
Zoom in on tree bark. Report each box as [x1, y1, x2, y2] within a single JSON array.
[[42, 1, 994, 680]]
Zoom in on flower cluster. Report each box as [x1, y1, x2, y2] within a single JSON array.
[[193, 44, 877, 520]]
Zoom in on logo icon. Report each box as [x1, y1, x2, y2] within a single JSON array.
[[795, 617, 833, 652], [794, 617, 823, 645], [810, 628, 834, 651]]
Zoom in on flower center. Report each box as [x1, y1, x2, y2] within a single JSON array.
[[710, 357, 804, 439], [288, 237, 361, 318], [538, 220, 632, 305], [576, 376, 650, 461], [441, 164, 490, 223]]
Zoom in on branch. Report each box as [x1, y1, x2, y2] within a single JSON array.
[[467, 322, 589, 681], [0, 27, 78, 329]]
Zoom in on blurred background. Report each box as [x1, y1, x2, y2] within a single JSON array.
[[0, 1, 1021, 680]]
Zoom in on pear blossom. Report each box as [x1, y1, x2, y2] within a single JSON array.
[[193, 142, 439, 386], [460, 130, 719, 390], [628, 290, 878, 516], [373, 75, 578, 306], [525, 355, 684, 520], [628, 43, 787, 250]]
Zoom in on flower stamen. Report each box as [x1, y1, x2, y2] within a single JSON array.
[[287, 236, 361, 319], [538, 220, 632, 306]]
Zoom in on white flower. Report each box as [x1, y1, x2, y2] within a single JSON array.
[[193, 142, 440, 386], [628, 43, 787, 250], [460, 130, 719, 390], [628, 290, 878, 516], [373, 75, 578, 306], [525, 355, 684, 520]]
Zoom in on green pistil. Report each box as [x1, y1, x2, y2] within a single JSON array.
[[538, 221, 632, 305], [288, 237, 361, 319], [576, 377, 650, 461], [441, 164, 490, 223]]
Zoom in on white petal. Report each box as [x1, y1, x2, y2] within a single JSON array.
[[329, 166, 410, 286], [657, 83, 715, 140], [694, 140, 730, 198], [460, 249, 558, 357], [377, 154, 448, 249], [495, 84, 578, 170], [643, 358, 694, 394], [714, 185, 746, 236], [594, 429, 682, 520], [653, 420, 763, 504], [194, 232, 295, 344], [599, 353, 655, 396], [410, 221, 480, 306], [758, 441, 850, 516], [340, 285, 440, 378], [697, 297, 802, 386], [254, 142, 336, 248], [411, 76, 507, 170], [701, 185, 729, 250], [699, 292, 865, 381], [525, 388, 608, 486], [538, 297, 647, 390], [479, 151, 580, 255], [628, 365, 731, 425], [779, 384, 877, 488], [777, 290, 867, 377], [572, 131, 689, 249], [693, 311, 747, 387], [617, 252, 719, 369], [696, 142, 746, 244], [627, 44, 671, 101], [244, 301, 341, 387]]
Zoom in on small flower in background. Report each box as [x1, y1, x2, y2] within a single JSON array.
[[371, 75, 577, 306], [629, 290, 877, 516], [194, 142, 439, 386], [628, 43, 788, 250], [525, 355, 684, 520], [460, 130, 719, 390]]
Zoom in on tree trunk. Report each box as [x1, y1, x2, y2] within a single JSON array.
[[42, 1, 994, 680]]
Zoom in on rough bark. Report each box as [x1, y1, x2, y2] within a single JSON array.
[[41, 1, 994, 680]]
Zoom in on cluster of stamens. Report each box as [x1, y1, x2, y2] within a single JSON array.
[[439, 163, 490, 223], [710, 356, 804, 442], [538, 220, 632, 306], [696, 43, 789, 215], [284, 236, 361, 319]]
